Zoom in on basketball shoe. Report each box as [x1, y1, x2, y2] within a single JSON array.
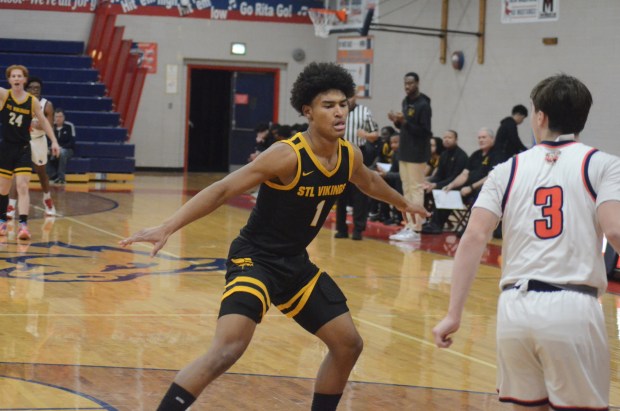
[[6, 204, 15, 220], [43, 197, 56, 216], [389, 227, 421, 242], [17, 222, 31, 241]]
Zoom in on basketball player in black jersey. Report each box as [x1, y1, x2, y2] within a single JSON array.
[[121, 62, 428, 411], [0, 65, 60, 240]]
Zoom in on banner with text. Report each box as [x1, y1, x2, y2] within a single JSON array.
[[501, 0, 559, 24], [0, 0, 322, 22], [337, 36, 373, 98]]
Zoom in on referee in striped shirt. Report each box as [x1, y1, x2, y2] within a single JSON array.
[[334, 95, 379, 240]]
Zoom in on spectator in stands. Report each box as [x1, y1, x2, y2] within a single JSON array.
[[423, 130, 468, 192], [47, 108, 75, 185], [377, 133, 403, 226], [335, 95, 379, 241], [275, 124, 293, 141], [388, 72, 432, 242], [495, 104, 529, 163], [0, 65, 59, 240], [248, 123, 272, 162], [369, 126, 398, 222], [422, 127, 498, 235], [425, 136, 444, 177], [6, 76, 57, 219]]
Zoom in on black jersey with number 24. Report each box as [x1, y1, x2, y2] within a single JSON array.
[[240, 133, 354, 256], [0, 90, 34, 144]]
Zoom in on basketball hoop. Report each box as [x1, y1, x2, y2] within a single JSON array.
[[308, 8, 347, 38]]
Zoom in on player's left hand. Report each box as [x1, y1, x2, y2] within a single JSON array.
[[432, 315, 460, 348], [50, 142, 60, 158], [119, 224, 172, 257]]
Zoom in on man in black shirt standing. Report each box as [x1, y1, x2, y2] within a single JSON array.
[[388, 72, 432, 242], [495, 104, 528, 163]]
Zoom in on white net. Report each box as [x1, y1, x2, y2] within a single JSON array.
[[308, 9, 338, 38]]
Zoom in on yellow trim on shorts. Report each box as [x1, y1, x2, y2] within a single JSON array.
[[0, 168, 12, 179], [221, 286, 268, 319], [276, 270, 321, 318], [14, 167, 32, 176], [226, 276, 271, 307]]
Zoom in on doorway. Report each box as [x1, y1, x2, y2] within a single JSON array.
[[187, 66, 278, 172]]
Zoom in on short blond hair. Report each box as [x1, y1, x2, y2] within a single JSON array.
[[5, 65, 29, 80]]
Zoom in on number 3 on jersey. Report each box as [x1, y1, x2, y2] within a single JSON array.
[[534, 186, 563, 239]]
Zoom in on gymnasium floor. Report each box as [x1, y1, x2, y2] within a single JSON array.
[[1, 172, 619, 410]]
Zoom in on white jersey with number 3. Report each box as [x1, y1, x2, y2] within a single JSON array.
[[474, 136, 620, 295]]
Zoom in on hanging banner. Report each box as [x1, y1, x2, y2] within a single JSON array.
[[136, 42, 157, 74], [0, 0, 324, 22], [501, 0, 559, 24], [337, 36, 373, 98]]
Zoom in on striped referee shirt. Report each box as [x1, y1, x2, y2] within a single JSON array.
[[344, 104, 378, 146]]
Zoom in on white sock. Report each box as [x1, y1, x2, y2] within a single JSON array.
[[43, 192, 51, 200], [8, 198, 16, 208]]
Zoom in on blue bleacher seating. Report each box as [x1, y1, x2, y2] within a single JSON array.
[[0, 53, 92, 68], [0, 38, 135, 176], [0, 38, 84, 55], [47, 96, 113, 112]]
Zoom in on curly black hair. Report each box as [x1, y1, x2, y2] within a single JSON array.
[[290, 62, 355, 114]]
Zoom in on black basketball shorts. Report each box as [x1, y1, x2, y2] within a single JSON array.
[[0, 141, 33, 180], [219, 237, 349, 334]]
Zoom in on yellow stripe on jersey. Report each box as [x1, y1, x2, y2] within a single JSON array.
[[226, 276, 272, 308], [297, 133, 343, 178], [221, 286, 269, 319], [276, 270, 321, 318], [264, 138, 302, 191], [343, 139, 355, 179]]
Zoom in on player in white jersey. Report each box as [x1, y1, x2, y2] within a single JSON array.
[[7, 76, 57, 219], [433, 74, 620, 411]]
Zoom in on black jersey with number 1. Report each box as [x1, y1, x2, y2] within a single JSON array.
[[0, 90, 34, 144], [240, 133, 354, 256]]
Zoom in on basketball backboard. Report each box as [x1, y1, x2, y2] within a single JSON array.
[[324, 0, 378, 34]]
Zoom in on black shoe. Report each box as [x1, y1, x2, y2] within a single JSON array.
[[352, 230, 362, 241], [334, 231, 348, 239], [421, 222, 442, 234]]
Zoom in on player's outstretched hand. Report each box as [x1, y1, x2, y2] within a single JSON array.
[[432, 315, 460, 348], [398, 202, 431, 225], [119, 225, 171, 257]]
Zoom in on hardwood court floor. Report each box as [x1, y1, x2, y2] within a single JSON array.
[[1, 172, 620, 410]]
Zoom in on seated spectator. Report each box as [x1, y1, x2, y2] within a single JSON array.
[[423, 130, 468, 192], [248, 123, 273, 162], [376, 133, 403, 225], [368, 126, 398, 222], [422, 127, 498, 235], [47, 108, 75, 185], [275, 124, 293, 141], [425, 136, 444, 177], [291, 123, 308, 134]]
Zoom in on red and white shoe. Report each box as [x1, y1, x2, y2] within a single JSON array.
[[6, 204, 15, 220], [17, 223, 31, 240], [43, 198, 56, 216]]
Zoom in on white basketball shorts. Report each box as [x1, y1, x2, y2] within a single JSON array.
[[30, 136, 48, 166], [496, 287, 609, 409]]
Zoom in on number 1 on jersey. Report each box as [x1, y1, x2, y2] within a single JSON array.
[[310, 200, 326, 227], [534, 186, 563, 239]]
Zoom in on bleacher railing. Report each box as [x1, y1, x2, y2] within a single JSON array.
[[87, 0, 147, 140]]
